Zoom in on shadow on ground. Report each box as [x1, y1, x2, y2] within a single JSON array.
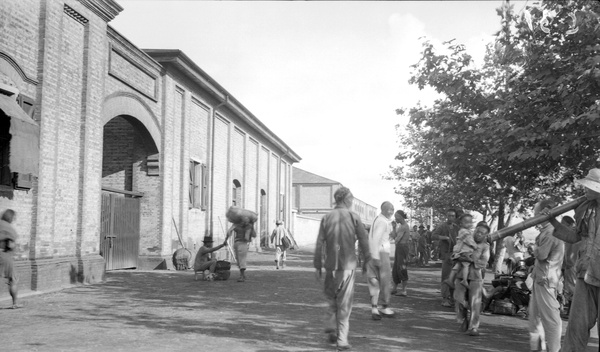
[[2, 249, 598, 352]]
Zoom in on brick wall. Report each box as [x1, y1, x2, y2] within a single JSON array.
[[232, 128, 245, 203], [246, 139, 258, 213], [170, 88, 184, 251], [0, 0, 41, 91], [212, 115, 229, 242], [186, 99, 209, 247], [258, 147, 270, 236], [269, 153, 279, 236]]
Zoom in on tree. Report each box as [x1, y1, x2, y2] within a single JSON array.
[[391, 0, 600, 227]]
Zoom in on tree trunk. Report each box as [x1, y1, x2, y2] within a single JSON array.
[[492, 198, 509, 274]]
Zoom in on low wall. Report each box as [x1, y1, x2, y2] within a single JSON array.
[[291, 214, 321, 251], [0, 254, 105, 297]]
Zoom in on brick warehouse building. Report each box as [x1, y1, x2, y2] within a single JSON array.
[[0, 0, 300, 293]]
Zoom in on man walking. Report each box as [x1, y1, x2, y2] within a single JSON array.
[[314, 187, 370, 351], [0, 209, 20, 308], [546, 168, 600, 351], [529, 200, 564, 352], [431, 208, 459, 307], [271, 220, 292, 269], [366, 201, 395, 319]]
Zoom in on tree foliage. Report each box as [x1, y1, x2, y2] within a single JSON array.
[[391, 0, 600, 221]]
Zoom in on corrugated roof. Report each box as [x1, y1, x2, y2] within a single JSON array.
[[293, 167, 340, 185]]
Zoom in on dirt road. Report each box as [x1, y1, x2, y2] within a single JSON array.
[[1, 249, 597, 351]]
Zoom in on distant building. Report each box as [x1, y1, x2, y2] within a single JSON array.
[[290, 167, 376, 247]]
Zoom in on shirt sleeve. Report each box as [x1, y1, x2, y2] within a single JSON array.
[[370, 218, 387, 259], [534, 232, 557, 261], [314, 219, 326, 269], [473, 244, 490, 269], [355, 217, 371, 264], [431, 224, 445, 240]]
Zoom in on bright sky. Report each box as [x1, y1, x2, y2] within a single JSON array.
[[111, 1, 519, 209]]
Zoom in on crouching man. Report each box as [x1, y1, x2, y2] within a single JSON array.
[[194, 234, 230, 280]]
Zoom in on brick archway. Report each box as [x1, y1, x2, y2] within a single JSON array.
[[102, 92, 161, 151], [101, 92, 163, 269]]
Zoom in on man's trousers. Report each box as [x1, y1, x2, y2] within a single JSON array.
[[441, 257, 454, 302], [454, 278, 483, 331], [324, 270, 356, 346], [528, 282, 561, 352], [561, 278, 600, 352], [366, 252, 391, 306]]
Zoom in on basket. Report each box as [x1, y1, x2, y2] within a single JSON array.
[[214, 260, 231, 281], [490, 298, 517, 316], [172, 248, 192, 270]]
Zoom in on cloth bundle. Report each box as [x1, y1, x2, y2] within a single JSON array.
[[226, 206, 258, 225]]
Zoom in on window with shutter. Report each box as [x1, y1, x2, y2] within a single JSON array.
[[189, 160, 207, 210], [189, 160, 195, 208], [201, 163, 207, 210]]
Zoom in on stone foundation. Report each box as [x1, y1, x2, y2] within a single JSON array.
[[0, 255, 105, 296]]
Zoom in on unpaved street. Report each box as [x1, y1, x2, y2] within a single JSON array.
[[1, 249, 597, 352]]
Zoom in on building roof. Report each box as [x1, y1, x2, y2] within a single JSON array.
[[143, 49, 301, 164], [293, 167, 340, 185]]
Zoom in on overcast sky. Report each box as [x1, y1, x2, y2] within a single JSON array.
[[111, 0, 521, 209]]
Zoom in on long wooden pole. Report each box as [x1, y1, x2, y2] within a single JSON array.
[[488, 196, 587, 242]]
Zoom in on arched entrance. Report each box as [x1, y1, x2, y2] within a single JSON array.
[[101, 94, 161, 270]]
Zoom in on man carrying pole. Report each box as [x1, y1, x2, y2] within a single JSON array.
[[544, 168, 600, 351]]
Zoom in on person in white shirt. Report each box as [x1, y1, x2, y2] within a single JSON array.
[[366, 201, 395, 320]]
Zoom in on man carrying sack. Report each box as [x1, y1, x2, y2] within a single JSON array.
[[271, 220, 293, 269]]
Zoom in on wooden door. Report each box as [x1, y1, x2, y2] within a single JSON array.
[[100, 193, 140, 270]]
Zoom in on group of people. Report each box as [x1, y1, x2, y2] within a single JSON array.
[[313, 191, 432, 350], [193, 218, 295, 282], [193, 219, 257, 282], [314, 167, 600, 351]]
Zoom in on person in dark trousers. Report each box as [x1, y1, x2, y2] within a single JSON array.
[[432, 208, 459, 307], [314, 187, 370, 351], [0, 209, 21, 309], [391, 210, 410, 296]]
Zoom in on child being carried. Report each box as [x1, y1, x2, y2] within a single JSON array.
[[444, 213, 476, 289]]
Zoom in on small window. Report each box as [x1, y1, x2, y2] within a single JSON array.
[[189, 160, 207, 210], [232, 179, 242, 207]]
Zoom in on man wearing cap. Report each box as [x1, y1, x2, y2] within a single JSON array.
[[193, 234, 230, 280], [271, 220, 293, 269], [546, 168, 600, 351], [314, 187, 371, 351]]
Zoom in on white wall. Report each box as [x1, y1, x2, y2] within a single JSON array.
[[291, 213, 321, 251]]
